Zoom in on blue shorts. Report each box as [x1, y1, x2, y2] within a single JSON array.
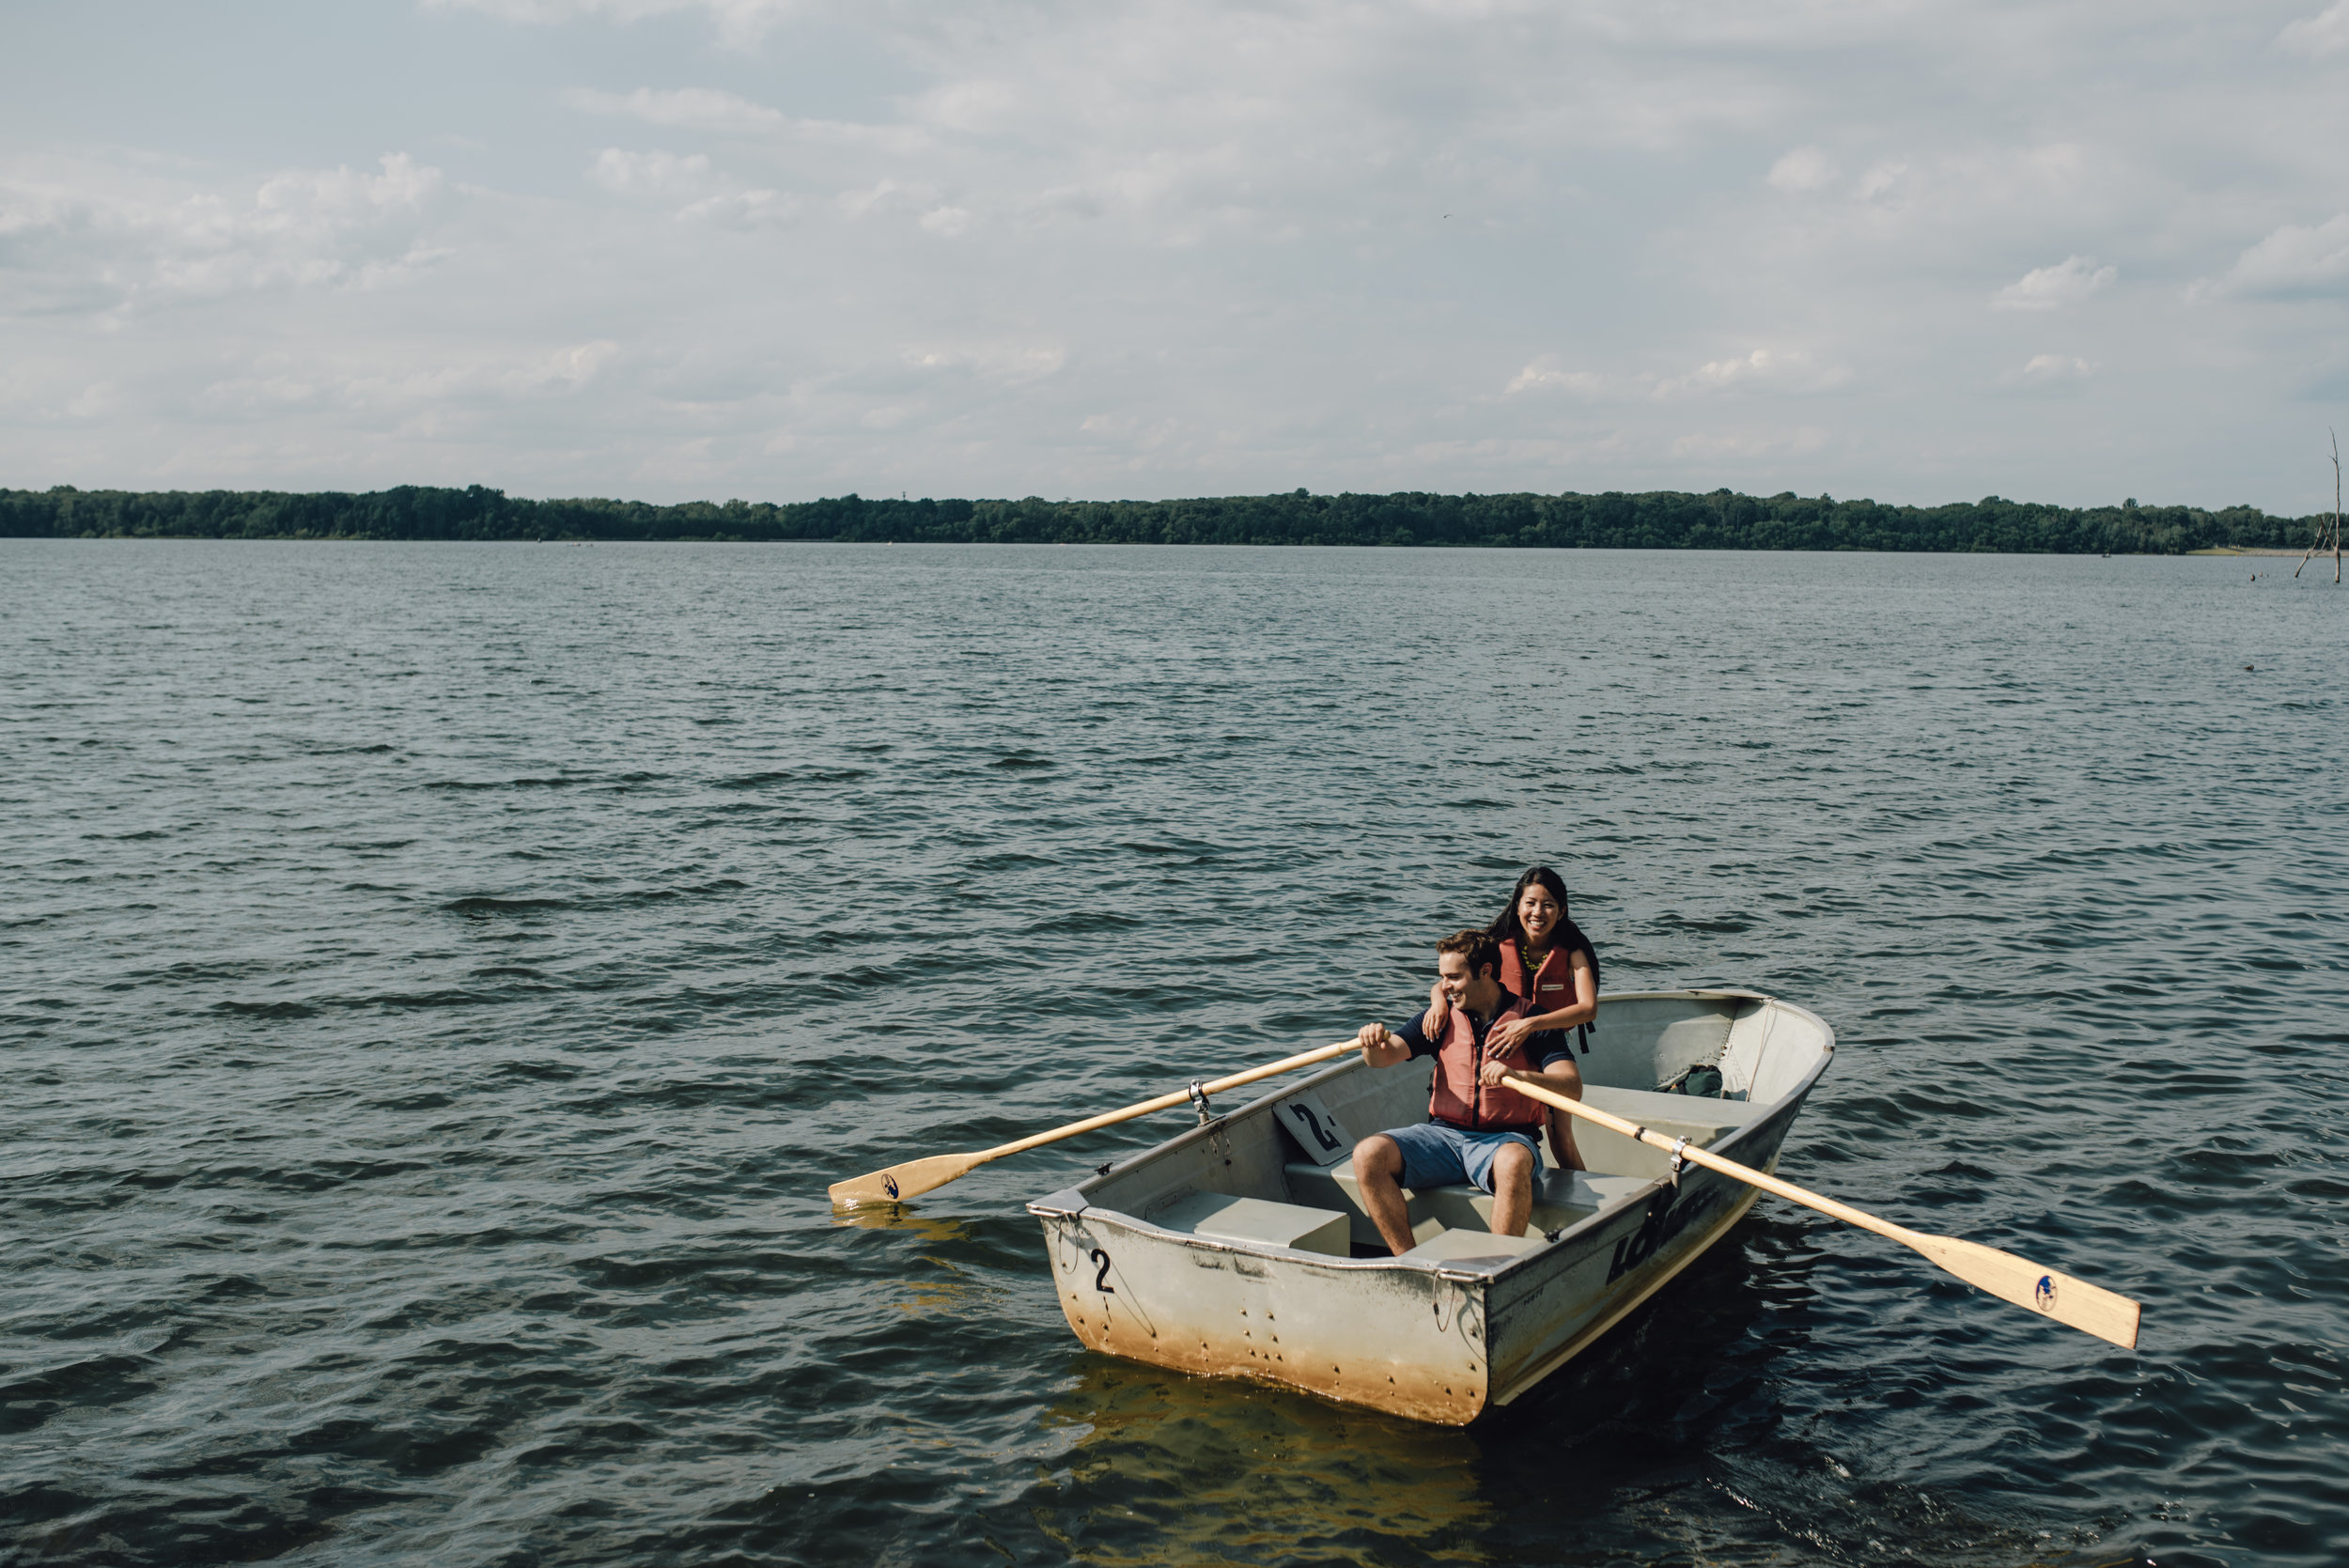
[[1381, 1122, 1541, 1194]]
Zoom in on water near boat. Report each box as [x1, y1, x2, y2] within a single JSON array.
[[5, 539, 2344, 1568]]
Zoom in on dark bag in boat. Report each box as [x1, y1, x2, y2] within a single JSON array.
[[1658, 1063, 1724, 1097]]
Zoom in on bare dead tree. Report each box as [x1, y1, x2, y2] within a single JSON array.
[[2293, 428, 2343, 583]]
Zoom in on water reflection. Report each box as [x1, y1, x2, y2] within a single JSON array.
[[830, 1203, 972, 1245], [1032, 1358, 1495, 1565], [1018, 1226, 2126, 1567]]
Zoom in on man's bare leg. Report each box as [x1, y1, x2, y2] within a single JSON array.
[[1352, 1135, 1417, 1257], [1488, 1141, 1537, 1236]]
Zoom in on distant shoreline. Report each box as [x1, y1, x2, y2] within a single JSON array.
[[4, 484, 2337, 557]]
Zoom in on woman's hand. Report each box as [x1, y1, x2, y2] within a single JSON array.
[[1486, 1016, 1535, 1055]]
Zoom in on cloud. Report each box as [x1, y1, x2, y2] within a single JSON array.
[[2015, 354, 2094, 382], [567, 85, 785, 134], [1991, 256, 2117, 311], [0, 152, 449, 315], [17, 0, 2349, 506], [1670, 426, 1831, 458], [588, 148, 793, 226], [1766, 147, 1838, 193], [2279, 2, 2349, 59], [66, 381, 122, 418], [199, 341, 620, 414], [2204, 213, 2349, 297], [1504, 349, 1850, 403], [1650, 349, 1852, 399], [1850, 160, 1907, 201], [591, 148, 712, 197], [677, 189, 796, 228], [904, 342, 1066, 384], [1507, 358, 1606, 396], [426, 0, 800, 49], [565, 85, 931, 154]]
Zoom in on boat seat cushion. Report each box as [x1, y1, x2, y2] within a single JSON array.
[[1146, 1190, 1350, 1257]]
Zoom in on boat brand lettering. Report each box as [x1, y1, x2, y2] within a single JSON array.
[[1288, 1103, 1342, 1153], [1091, 1248, 1115, 1293], [1606, 1182, 1722, 1283], [2034, 1274, 2057, 1311]]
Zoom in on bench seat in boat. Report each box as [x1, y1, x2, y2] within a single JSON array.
[[1401, 1227, 1547, 1264], [1283, 1161, 1654, 1249], [1283, 1087, 1761, 1248], [1147, 1191, 1352, 1257], [1569, 1085, 1766, 1180]]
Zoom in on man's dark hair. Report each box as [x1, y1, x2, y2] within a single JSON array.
[[1436, 928, 1501, 980]]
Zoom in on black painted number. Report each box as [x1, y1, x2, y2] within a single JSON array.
[[1091, 1248, 1115, 1294], [1289, 1103, 1341, 1152]]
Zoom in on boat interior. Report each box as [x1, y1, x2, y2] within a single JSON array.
[[1078, 992, 1829, 1269]]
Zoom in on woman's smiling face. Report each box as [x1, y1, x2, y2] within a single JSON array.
[[1517, 885, 1562, 946]]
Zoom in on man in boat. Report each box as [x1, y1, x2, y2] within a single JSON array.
[[1349, 928, 1587, 1256]]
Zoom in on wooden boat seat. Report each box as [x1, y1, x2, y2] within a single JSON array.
[[1146, 1190, 1352, 1257]]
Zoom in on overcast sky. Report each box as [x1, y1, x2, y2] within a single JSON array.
[[5, 0, 2348, 509]]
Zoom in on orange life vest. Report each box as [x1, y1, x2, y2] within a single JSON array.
[[1426, 992, 1548, 1131], [1500, 939, 1581, 1020]]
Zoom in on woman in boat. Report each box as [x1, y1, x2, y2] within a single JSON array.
[[1430, 866, 1600, 1169]]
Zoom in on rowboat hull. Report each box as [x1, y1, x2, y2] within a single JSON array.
[[1028, 990, 1833, 1424]]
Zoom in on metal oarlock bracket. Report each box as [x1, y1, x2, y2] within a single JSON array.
[[1188, 1080, 1211, 1126], [1666, 1135, 1690, 1189]]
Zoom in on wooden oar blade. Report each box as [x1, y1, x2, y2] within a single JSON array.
[[1915, 1233, 2141, 1349], [828, 1151, 983, 1209]]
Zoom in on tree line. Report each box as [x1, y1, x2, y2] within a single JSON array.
[[0, 483, 2327, 554]]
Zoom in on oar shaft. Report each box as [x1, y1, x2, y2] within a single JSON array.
[[1501, 1074, 1925, 1250], [1504, 1071, 2142, 1350], [983, 1039, 1357, 1162]]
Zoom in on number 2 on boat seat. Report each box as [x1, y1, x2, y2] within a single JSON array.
[[1273, 1090, 1354, 1167]]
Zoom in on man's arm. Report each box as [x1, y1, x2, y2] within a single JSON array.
[[1358, 1008, 1439, 1070]]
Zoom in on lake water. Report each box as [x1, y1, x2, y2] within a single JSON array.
[[5, 539, 2344, 1568]]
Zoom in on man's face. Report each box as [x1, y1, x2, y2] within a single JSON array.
[[1437, 952, 1473, 1007]]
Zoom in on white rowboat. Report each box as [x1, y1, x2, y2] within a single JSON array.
[[1025, 989, 1833, 1424]]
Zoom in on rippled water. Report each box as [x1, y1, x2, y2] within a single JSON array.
[[5, 539, 2344, 1568]]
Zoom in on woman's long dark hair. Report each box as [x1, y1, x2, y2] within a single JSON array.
[[1486, 866, 1600, 993]]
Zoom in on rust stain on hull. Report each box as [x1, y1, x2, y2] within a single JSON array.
[[1057, 1288, 1486, 1425]]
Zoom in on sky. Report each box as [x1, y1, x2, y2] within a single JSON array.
[[3, 0, 2347, 510]]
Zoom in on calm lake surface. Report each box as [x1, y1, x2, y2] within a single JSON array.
[[5, 540, 2344, 1568]]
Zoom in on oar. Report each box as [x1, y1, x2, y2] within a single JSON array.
[[829, 1039, 1359, 1208], [1501, 1072, 2141, 1349]]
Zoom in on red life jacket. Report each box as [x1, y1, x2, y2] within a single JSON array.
[[1500, 939, 1580, 1021], [1426, 992, 1548, 1131]]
